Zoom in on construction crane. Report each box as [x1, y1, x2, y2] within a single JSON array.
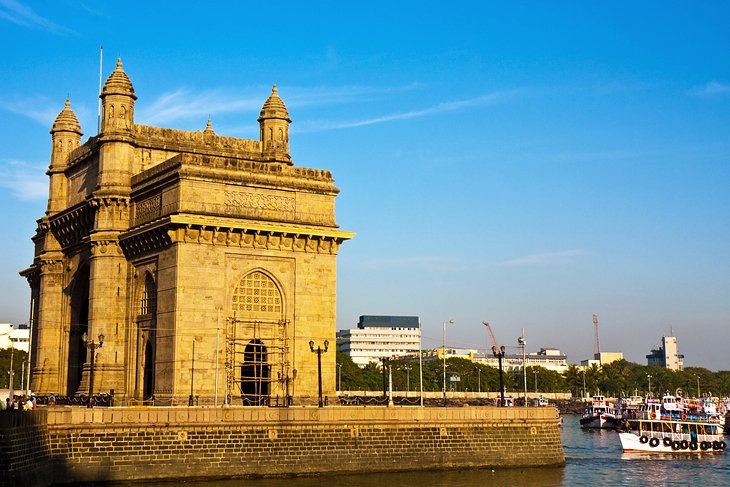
[[593, 314, 600, 355], [482, 321, 501, 352], [483, 321, 507, 406]]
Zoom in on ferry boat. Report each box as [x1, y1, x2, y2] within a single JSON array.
[[618, 394, 726, 453], [580, 395, 620, 429]]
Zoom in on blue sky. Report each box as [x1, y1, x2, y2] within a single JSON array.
[[1, 1, 728, 370]]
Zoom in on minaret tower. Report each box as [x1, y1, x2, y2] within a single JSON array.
[[97, 57, 137, 194], [258, 84, 292, 164], [48, 99, 83, 214]]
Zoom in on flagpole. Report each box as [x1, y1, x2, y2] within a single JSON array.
[[97, 45, 103, 133]]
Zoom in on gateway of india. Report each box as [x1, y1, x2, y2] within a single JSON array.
[[20, 59, 354, 406]]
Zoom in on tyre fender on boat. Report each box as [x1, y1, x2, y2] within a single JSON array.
[[663, 437, 672, 447], [689, 441, 698, 451], [650, 412, 656, 420], [649, 437, 660, 448], [700, 441, 710, 451], [720, 441, 727, 450], [672, 440, 681, 451], [680, 440, 689, 450], [639, 435, 649, 444], [712, 441, 720, 450]]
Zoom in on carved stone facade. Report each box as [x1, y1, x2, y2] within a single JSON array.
[[20, 59, 353, 406]]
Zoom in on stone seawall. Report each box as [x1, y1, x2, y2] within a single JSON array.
[[1, 406, 564, 486]]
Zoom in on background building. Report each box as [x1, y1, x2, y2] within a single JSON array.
[[20, 61, 352, 406], [337, 315, 420, 367], [646, 335, 684, 371], [0, 323, 30, 352], [581, 351, 624, 368]]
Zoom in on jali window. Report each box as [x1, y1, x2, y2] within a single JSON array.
[[232, 271, 282, 317]]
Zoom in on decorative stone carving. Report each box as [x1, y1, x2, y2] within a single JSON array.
[[135, 194, 162, 225]]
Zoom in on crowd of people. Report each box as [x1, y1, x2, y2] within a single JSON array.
[[1, 393, 47, 411]]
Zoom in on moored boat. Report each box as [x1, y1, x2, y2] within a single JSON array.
[[618, 394, 726, 453], [580, 395, 620, 429]]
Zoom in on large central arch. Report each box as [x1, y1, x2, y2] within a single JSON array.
[[230, 270, 285, 405], [67, 265, 90, 396]]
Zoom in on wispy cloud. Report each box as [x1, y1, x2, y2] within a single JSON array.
[[689, 80, 730, 97], [0, 96, 60, 126], [0, 159, 47, 201], [361, 255, 463, 272], [497, 249, 586, 267], [0, 0, 76, 35], [137, 83, 421, 127], [296, 90, 520, 132]]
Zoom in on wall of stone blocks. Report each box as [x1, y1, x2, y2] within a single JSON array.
[[0, 406, 564, 486]]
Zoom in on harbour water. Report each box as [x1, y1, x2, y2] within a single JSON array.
[[113, 414, 729, 486]]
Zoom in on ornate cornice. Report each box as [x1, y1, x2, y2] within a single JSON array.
[[90, 239, 123, 257], [48, 202, 95, 250], [119, 219, 351, 259]]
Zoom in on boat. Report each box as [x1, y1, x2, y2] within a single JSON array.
[[580, 395, 620, 429], [618, 394, 726, 453]]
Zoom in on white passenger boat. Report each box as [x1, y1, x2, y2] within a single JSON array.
[[619, 395, 726, 453], [580, 395, 620, 429]]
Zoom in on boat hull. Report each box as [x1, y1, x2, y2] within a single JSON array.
[[580, 414, 618, 429], [619, 432, 726, 453]]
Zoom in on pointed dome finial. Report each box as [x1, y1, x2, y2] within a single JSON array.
[[203, 117, 215, 134], [101, 56, 137, 100], [258, 84, 291, 123], [51, 98, 83, 136]]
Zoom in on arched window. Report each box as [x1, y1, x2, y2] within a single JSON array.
[[141, 273, 157, 316], [231, 271, 282, 319]]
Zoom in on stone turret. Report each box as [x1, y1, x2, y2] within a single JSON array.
[[48, 99, 82, 214], [258, 85, 292, 164], [100, 57, 136, 135]]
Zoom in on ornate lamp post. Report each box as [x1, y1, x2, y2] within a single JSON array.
[[518, 330, 526, 406], [492, 344, 506, 406], [442, 319, 454, 405], [403, 364, 412, 392], [82, 332, 104, 408], [309, 340, 328, 408]]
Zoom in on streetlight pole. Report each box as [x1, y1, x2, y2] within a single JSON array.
[[647, 374, 652, 397], [582, 369, 586, 399], [518, 329, 526, 406], [533, 369, 539, 393], [477, 367, 481, 394], [442, 319, 454, 405], [82, 332, 104, 408], [309, 340, 329, 407], [696, 375, 700, 398], [404, 365, 412, 392], [418, 318, 424, 407], [338, 363, 342, 392], [492, 345, 506, 406]]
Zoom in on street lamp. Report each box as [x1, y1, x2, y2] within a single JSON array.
[[518, 329, 526, 406], [582, 369, 586, 399], [533, 369, 539, 393], [492, 344, 506, 406], [309, 340, 329, 408], [337, 363, 342, 392], [477, 367, 481, 394], [82, 332, 104, 408], [442, 319, 454, 405], [647, 374, 652, 397], [695, 375, 700, 398], [403, 365, 412, 392]]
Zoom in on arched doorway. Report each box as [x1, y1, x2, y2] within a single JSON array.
[[230, 270, 284, 406], [137, 272, 157, 401], [240, 339, 269, 405], [67, 265, 89, 396], [143, 338, 155, 400]]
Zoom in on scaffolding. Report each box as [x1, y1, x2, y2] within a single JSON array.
[[224, 315, 290, 406]]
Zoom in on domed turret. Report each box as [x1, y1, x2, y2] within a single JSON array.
[[50, 99, 83, 137], [100, 57, 136, 134], [48, 99, 83, 213], [258, 85, 292, 164]]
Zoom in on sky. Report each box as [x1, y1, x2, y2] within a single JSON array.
[[0, 1, 728, 370]]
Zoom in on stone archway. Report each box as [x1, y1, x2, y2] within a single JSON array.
[[240, 339, 269, 405], [67, 265, 90, 396]]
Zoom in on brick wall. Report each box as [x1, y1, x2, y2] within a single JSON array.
[[1, 406, 564, 486]]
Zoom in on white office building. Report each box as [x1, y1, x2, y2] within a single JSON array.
[[337, 315, 420, 367], [646, 335, 684, 371], [0, 322, 30, 352]]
